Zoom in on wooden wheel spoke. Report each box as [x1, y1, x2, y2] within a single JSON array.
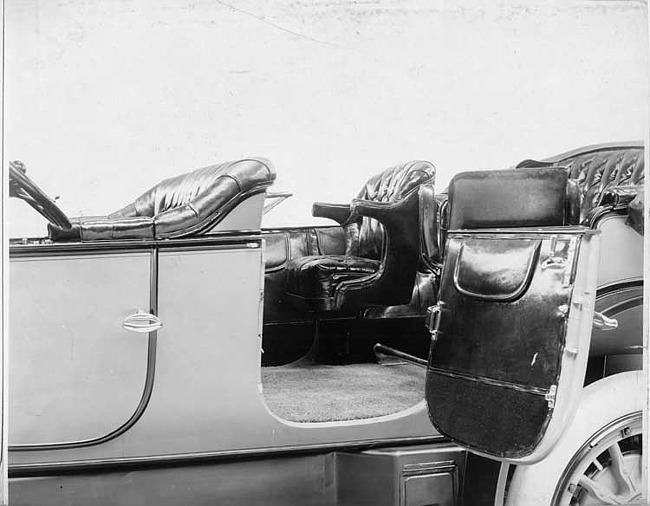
[[578, 475, 624, 505], [607, 443, 636, 494]]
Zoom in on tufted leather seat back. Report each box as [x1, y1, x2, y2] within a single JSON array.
[[347, 160, 436, 259], [109, 157, 276, 238], [517, 144, 644, 223], [49, 157, 276, 241]]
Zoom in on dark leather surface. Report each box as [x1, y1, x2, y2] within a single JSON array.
[[448, 168, 579, 230], [363, 270, 438, 318], [332, 189, 423, 311], [627, 188, 644, 234], [285, 255, 380, 302], [454, 239, 541, 301], [517, 144, 644, 230], [263, 225, 438, 323], [80, 216, 155, 241], [598, 184, 641, 208], [311, 202, 352, 225], [427, 232, 584, 458], [433, 235, 572, 386], [419, 184, 440, 266], [285, 161, 436, 313], [350, 160, 436, 259], [49, 158, 276, 241], [263, 227, 346, 323]]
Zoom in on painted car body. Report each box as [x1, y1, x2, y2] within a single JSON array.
[[7, 143, 644, 505]]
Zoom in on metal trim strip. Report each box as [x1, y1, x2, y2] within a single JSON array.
[[10, 234, 263, 257], [596, 278, 644, 297], [427, 366, 552, 397], [9, 435, 448, 477]]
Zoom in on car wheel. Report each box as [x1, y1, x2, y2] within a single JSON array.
[[499, 370, 644, 506]]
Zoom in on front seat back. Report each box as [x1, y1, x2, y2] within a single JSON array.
[[49, 157, 276, 241]]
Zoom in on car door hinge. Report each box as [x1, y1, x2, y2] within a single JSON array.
[[545, 385, 557, 408]]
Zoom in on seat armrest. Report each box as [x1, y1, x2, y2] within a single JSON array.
[[599, 185, 642, 209], [627, 189, 644, 235], [584, 185, 644, 233], [349, 190, 417, 228], [335, 189, 421, 309], [312, 202, 352, 225]]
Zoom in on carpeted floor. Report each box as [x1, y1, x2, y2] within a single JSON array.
[[261, 362, 425, 423]]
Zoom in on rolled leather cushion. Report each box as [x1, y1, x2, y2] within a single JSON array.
[[49, 157, 276, 241], [627, 188, 644, 234], [285, 255, 380, 307]]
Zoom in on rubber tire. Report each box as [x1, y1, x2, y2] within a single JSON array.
[[501, 370, 644, 506]]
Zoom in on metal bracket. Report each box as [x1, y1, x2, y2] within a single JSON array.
[[545, 385, 557, 408], [426, 301, 445, 344]]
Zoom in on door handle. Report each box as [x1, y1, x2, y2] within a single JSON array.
[[592, 311, 618, 331], [123, 311, 163, 333]]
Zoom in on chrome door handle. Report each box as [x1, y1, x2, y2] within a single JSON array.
[[592, 311, 618, 331], [123, 311, 163, 333], [541, 256, 566, 270]]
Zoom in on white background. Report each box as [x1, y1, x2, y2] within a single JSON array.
[[5, 0, 648, 237]]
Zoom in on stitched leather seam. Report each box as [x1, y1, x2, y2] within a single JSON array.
[[236, 158, 276, 180], [220, 174, 243, 191], [186, 202, 200, 219]]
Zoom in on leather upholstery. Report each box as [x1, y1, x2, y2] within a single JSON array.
[[285, 255, 380, 307], [427, 167, 599, 460], [49, 158, 276, 241], [263, 227, 347, 323], [517, 143, 644, 230], [448, 168, 580, 230], [454, 238, 541, 301], [285, 160, 436, 312], [627, 188, 644, 234], [349, 160, 436, 259]]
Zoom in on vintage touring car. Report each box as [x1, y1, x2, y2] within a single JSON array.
[[8, 141, 645, 505]]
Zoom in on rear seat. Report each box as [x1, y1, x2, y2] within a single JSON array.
[[517, 142, 644, 232]]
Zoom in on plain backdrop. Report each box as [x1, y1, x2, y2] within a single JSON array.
[[5, 0, 649, 237]]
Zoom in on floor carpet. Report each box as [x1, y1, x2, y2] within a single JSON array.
[[261, 362, 425, 423]]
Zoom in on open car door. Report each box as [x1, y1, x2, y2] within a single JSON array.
[[425, 168, 600, 464]]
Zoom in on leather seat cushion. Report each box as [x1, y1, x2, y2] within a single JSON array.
[[285, 255, 380, 300]]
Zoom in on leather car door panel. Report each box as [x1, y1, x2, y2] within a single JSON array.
[[425, 228, 600, 463]]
